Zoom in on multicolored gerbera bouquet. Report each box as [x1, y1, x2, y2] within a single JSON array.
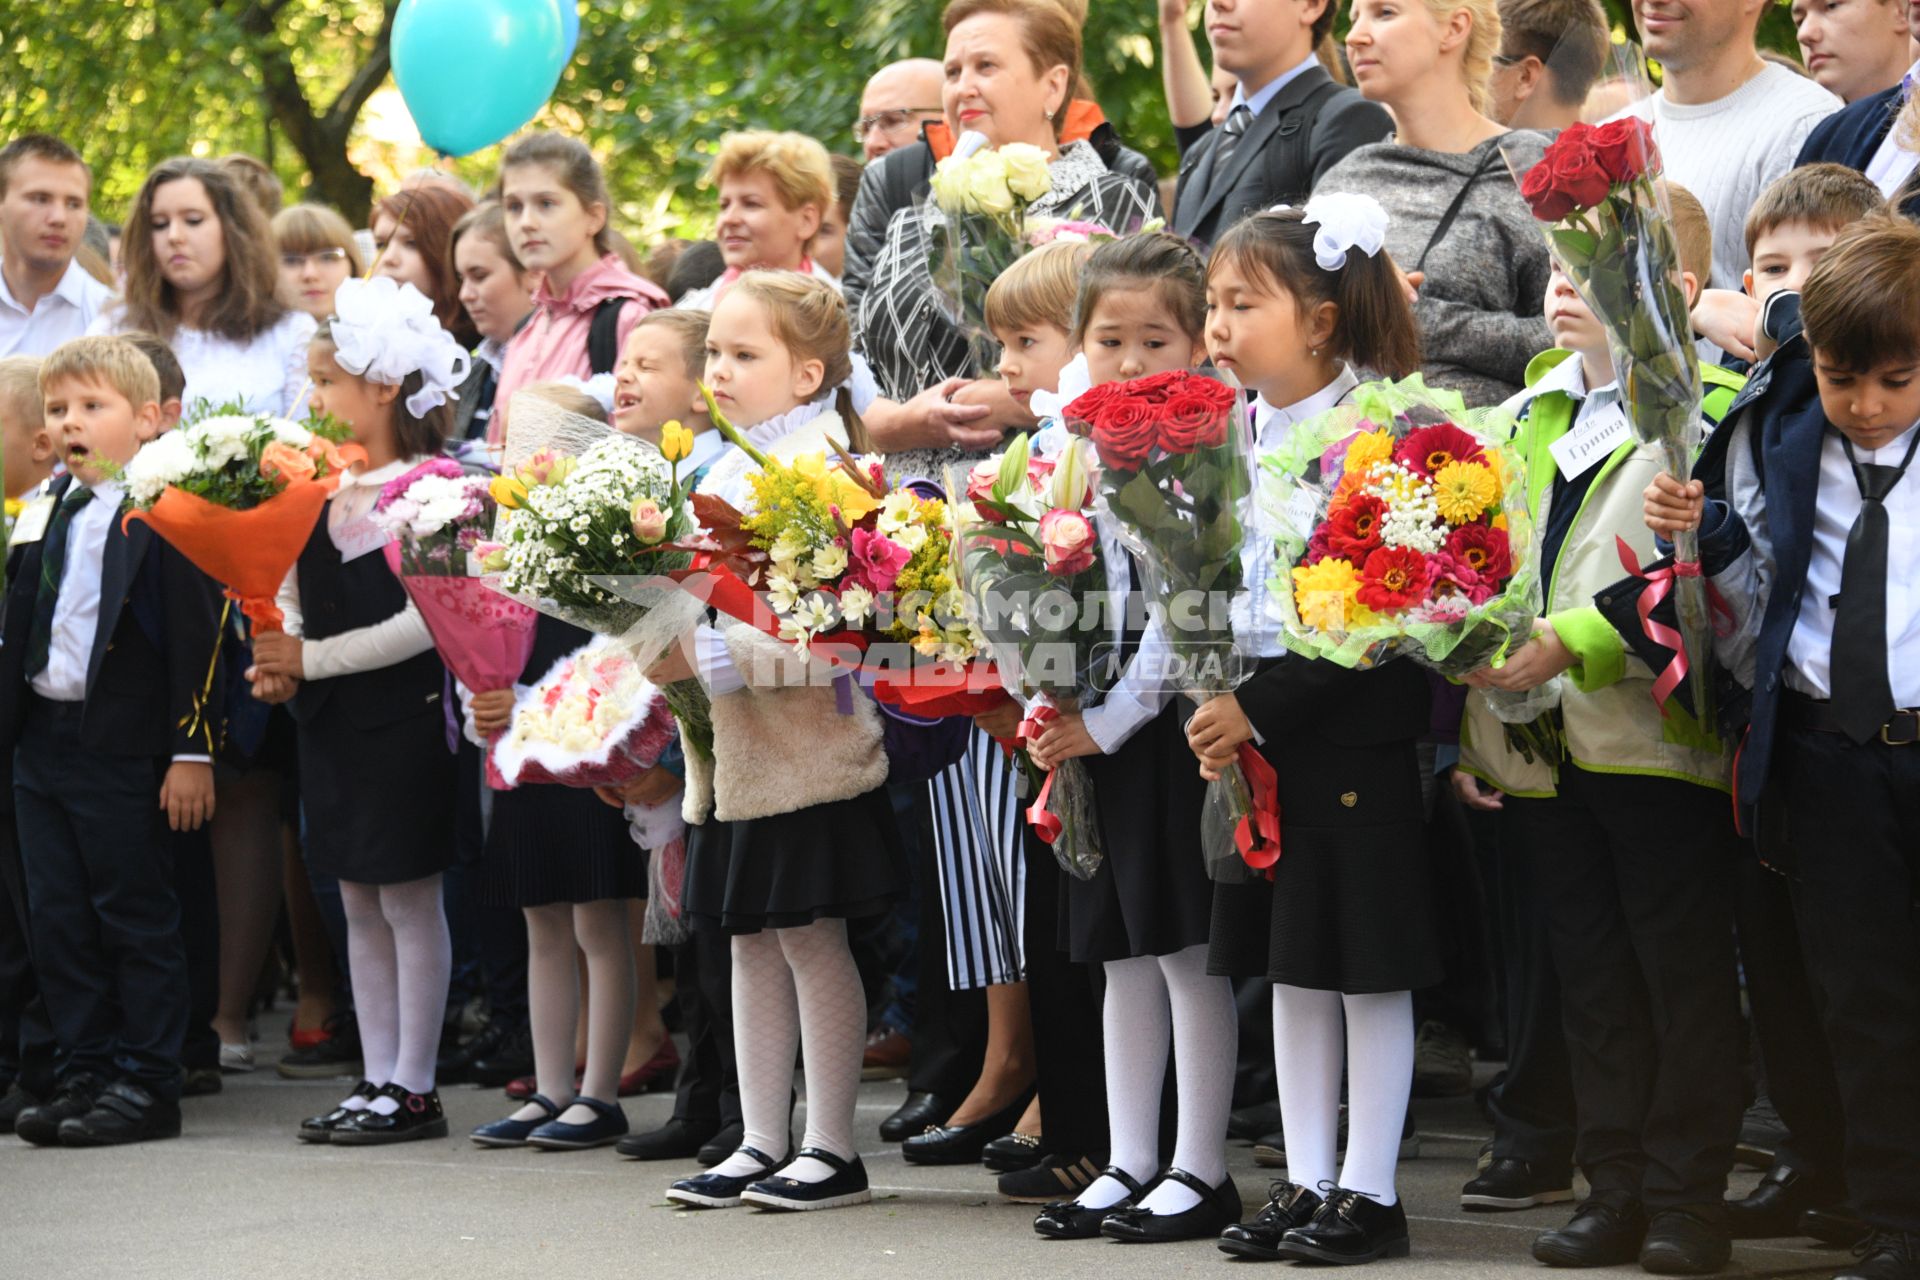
[[1262, 376, 1536, 675], [951, 433, 1111, 879]]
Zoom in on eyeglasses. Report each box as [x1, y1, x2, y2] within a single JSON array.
[[280, 248, 349, 269], [853, 108, 942, 143], [1491, 53, 1527, 67]]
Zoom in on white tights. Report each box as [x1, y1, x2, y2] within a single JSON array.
[[1271, 985, 1415, 1205], [337, 875, 451, 1115], [510, 898, 635, 1126]]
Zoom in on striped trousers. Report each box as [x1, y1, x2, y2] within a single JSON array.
[[927, 728, 1027, 990]]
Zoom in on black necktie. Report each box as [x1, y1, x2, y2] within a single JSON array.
[[1215, 103, 1254, 173], [1829, 429, 1919, 743], [24, 485, 97, 679]]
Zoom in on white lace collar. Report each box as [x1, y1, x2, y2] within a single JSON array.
[[1034, 141, 1110, 213], [736, 392, 839, 453]]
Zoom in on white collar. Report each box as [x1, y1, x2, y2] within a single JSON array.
[[339, 454, 428, 491], [0, 256, 100, 315], [78, 477, 124, 507], [1524, 354, 1619, 405], [736, 394, 839, 452], [684, 428, 730, 474], [1251, 364, 1360, 437]]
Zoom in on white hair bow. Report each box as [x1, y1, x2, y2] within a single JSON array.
[[329, 276, 470, 418], [1271, 192, 1391, 272]]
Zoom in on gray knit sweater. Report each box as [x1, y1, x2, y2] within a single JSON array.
[[1318, 132, 1552, 409]]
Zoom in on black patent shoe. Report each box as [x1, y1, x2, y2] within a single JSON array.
[[741, 1148, 872, 1211], [1461, 1158, 1577, 1212], [471, 1093, 562, 1148], [1219, 1180, 1326, 1260], [901, 1089, 1033, 1166], [1533, 1194, 1648, 1267], [1805, 1206, 1872, 1249], [57, 1081, 181, 1147], [1274, 1187, 1411, 1264], [15, 1073, 102, 1147], [983, 1130, 1049, 1173], [1101, 1169, 1242, 1244], [667, 1146, 783, 1209], [329, 1084, 448, 1145], [298, 1079, 379, 1144], [879, 1090, 951, 1143], [1729, 1163, 1843, 1239], [1836, 1230, 1920, 1280], [1639, 1207, 1732, 1276], [617, 1116, 716, 1161], [1034, 1166, 1149, 1240]]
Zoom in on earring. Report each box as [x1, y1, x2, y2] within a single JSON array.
[[1044, 107, 1054, 122]]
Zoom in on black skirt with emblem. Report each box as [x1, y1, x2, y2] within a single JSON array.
[[683, 783, 908, 935], [1206, 656, 1443, 994], [1061, 701, 1215, 964], [478, 615, 650, 909]]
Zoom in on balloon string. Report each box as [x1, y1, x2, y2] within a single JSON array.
[[286, 181, 427, 413]]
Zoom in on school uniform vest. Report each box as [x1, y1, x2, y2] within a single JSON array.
[[287, 516, 445, 731]]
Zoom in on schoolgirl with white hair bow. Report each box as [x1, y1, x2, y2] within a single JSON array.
[[247, 275, 472, 1146]]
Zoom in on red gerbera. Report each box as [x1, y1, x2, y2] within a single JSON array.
[[1324, 494, 1387, 561], [1445, 523, 1513, 582], [1356, 546, 1432, 613], [1394, 423, 1485, 477]]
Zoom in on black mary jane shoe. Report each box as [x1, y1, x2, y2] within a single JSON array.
[[666, 1146, 784, 1209], [1034, 1166, 1151, 1240], [470, 1093, 562, 1148], [901, 1089, 1034, 1166], [983, 1130, 1051, 1173], [298, 1079, 379, 1144], [329, 1084, 448, 1146], [1275, 1187, 1412, 1264], [1101, 1169, 1242, 1244], [526, 1096, 629, 1151], [740, 1148, 872, 1212], [1219, 1180, 1327, 1260]]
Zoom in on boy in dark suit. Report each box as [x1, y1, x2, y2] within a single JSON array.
[[1, 335, 223, 1147], [1648, 217, 1920, 1280], [1171, 0, 1392, 249]]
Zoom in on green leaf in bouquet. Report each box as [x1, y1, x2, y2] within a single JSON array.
[[1550, 226, 1598, 267]]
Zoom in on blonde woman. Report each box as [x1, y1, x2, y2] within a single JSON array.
[[675, 131, 839, 310]]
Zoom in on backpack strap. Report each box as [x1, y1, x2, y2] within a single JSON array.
[[1261, 78, 1345, 208], [587, 297, 628, 376]]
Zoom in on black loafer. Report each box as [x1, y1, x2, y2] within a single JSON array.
[[1461, 1158, 1577, 1211], [1803, 1206, 1871, 1248], [1534, 1194, 1648, 1267], [299, 1079, 379, 1144], [471, 1093, 562, 1148], [15, 1074, 102, 1147], [617, 1116, 716, 1161], [741, 1148, 872, 1212], [879, 1091, 951, 1143], [0, 1081, 45, 1135], [1639, 1207, 1732, 1275], [1219, 1180, 1325, 1260], [667, 1146, 784, 1209], [1101, 1169, 1242, 1244], [1837, 1229, 1920, 1280], [1035, 1166, 1150, 1239], [983, 1130, 1049, 1173], [1274, 1187, 1411, 1263], [57, 1080, 182, 1147], [329, 1084, 448, 1145], [526, 1096, 628, 1151], [1728, 1164, 1843, 1239], [901, 1089, 1033, 1166], [696, 1120, 746, 1168]]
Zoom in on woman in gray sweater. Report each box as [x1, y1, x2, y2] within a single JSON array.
[[1320, 0, 1551, 407]]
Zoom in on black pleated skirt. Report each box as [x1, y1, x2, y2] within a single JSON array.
[[683, 785, 908, 935], [298, 700, 457, 886], [1207, 737, 1444, 994], [1061, 702, 1214, 964], [479, 780, 648, 908]]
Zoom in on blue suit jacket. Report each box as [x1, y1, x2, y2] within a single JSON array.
[[1796, 85, 1920, 217]]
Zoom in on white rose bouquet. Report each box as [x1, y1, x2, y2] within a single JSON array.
[[925, 140, 1055, 371]]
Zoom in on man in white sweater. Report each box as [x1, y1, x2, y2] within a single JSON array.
[[1626, 0, 1839, 294]]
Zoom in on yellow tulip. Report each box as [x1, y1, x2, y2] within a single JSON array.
[[660, 420, 693, 464], [489, 474, 528, 510]]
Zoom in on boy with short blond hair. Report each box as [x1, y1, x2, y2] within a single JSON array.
[[1, 334, 224, 1147], [0, 354, 55, 501]]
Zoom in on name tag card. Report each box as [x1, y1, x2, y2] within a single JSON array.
[[10, 496, 54, 546], [329, 511, 393, 563], [1549, 401, 1631, 482]]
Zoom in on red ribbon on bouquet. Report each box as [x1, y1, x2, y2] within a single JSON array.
[[1614, 537, 1735, 716], [1233, 742, 1283, 878], [1018, 703, 1063, 843]]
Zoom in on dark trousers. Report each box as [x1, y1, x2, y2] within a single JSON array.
[[1023, 832, 1107, 1158], [1780, 726, 1920, 1233], [668, 922, 741, 1131], [1490, 800, 1578, 1172], [1531, 767, 1744, 1208], [1732, 854, 1844, 1190], [14, 701, 188, 1100], [171, 827, 220, 1071], [0, 812, 55, 1094], [907, 790, 986, 1099]]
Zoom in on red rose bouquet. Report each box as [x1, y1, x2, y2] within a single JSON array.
[[1260, 376, 1537, 676], [1066, 370, 1269, 875], [1504, 104, 1715, 719], [950, 432, 1115, 879]]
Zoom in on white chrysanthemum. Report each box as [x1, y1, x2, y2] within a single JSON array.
[[770, 528, 812, 564], [875, 491, 919, 535], [767, 571, 803, 614], [811, 544, 848, 580], [839, 585, 875, 624]]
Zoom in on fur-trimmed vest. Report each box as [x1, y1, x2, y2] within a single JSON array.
[[680, 622, 888, 824]]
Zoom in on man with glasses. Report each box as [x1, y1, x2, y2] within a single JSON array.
[[1486, 0, 1610, 133], [855, 59, 947, 160]]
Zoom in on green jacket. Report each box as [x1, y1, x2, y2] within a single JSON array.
[[1458, 349, 1745, 797]]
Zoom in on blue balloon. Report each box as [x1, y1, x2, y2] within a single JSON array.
[[391, 0, 570, 157], [558, 1, 580, 56]]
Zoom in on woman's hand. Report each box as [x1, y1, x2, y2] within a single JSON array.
[[1464, 620, 1576, 692], [1644, 471, 1705, 536], [1451, 768, 1505, 812], [973, 700, 1022, 741], [1690, 288, 1759, 364], [1027, 710, 1099, 771], [1185, 693, 1254, 762], [249, 631, 304, 679], [866, 379, 999, 453], [470, 688, 516, 737]]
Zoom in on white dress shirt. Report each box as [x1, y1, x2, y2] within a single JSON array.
[[30, 479, 119, 703], [1785, 422, 1920, 704], [0, 258, 113, 358], [91, 308, 316, 417], [1865, 62, 1920, 198], [1229, 51, 1324, 119]]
